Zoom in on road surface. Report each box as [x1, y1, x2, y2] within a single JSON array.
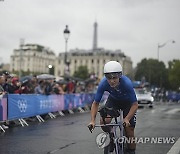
[[0, 102, 180, 154]]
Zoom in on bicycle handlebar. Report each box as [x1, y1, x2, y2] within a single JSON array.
[[95, 123, 122, 127], [88, 107, 127, 133], [87, 122, 126, 133], [87, 124, 94, 133]]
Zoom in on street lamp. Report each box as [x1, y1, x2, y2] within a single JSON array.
[[48, 64, 54, 75], [19, 38, 25, 78], [157, 39, 175, 61], [63, 25, 70, 75], [48, 64, 53, 69]]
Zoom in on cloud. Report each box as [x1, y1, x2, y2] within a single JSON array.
[[0, 0, 179, 67]]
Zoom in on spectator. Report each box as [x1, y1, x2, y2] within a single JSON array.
[[66, 79, 75, 93], [58, 84, 65, 94], [74, 82, 82, 93], [34, 80, 44, 94], [20, 81, 32, 94], [29, 75, 38, 93], [11, 77, 22, 94], [0, 74, 6, 95], [0, 74, 8, 129], [2, 73, 14, 94], [52, 83, 65, 95], [44, 79, 54, 95]]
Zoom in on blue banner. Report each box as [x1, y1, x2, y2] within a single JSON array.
[[7, 93, 95, 120]]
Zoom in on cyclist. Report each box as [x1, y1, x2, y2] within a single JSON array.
[[88, 61, 138, 154]]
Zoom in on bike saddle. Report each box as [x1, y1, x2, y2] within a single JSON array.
[[98, 107, 120, 118]]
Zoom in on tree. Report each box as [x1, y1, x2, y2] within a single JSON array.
[[73, 66, 89, 80], [168, 59, 180, 90], [135, 58, 168, 88]]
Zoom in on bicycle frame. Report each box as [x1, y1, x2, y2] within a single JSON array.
[[95, 109, 125, 154]]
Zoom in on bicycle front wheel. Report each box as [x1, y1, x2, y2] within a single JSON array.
[[104, 145, 117, 154]]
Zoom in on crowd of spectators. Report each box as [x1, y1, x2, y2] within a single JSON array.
[[0, 71, 98, 96], [0, 71, 98, 130], [151, 88, 180, 102]]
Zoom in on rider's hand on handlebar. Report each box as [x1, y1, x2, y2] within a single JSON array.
[[123, 118, 131, 127], [87, 121, 95, 133]]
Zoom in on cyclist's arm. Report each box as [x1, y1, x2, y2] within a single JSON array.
[[89, 78, 105, 128], [123, 78, 138, 122], [90, 101, 99, 123]]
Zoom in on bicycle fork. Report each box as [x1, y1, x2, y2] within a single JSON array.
[[114, 111, 124, 154]]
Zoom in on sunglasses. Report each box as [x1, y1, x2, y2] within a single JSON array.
[[105, 73, 121, 80]]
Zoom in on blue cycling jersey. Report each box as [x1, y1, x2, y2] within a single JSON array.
[[94, 75, 137, 104]]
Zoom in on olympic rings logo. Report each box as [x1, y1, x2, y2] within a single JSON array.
[[17, 100, 27, 112]]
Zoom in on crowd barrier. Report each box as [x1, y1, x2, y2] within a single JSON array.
[[0, 92, 109, 122], [167, 92, 180, 102], [0, 93, 94, 121]]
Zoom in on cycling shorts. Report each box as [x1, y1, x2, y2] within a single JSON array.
[[104, 96, 137, 128]]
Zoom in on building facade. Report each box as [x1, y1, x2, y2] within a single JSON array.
[[56, 48, 133, 79], [10, 44, 133, 79], [10, 22, 133, 79], [10, 44, 56, 75]]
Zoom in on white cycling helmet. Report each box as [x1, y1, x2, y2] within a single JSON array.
[[104, 61, 122, 74]]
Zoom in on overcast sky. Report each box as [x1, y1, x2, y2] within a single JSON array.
[[0, 0, 179, 67]]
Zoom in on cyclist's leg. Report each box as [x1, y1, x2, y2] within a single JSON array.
[[100, 116, 112, 132], [100, 96, 118, 152], [99, 96, 114, 132], [125, 127, 136, 154], [123, 103, 137, 153]]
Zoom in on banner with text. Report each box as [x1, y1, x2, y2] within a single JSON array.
[[8, 93, 95, 120]]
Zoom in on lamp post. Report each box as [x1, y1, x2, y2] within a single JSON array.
[[48, 64, 54, 75], [63, 25, 70, 75], [157, 39, 175, 61], [19, 38, 24, 78]]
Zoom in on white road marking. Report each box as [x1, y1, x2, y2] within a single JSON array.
[[167, 138, 180, 154], [166, 109, 180, 114]]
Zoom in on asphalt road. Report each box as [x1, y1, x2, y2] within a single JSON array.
[[0, 102, 180, 154]]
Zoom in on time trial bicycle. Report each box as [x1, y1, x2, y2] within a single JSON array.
[[88, 107, 127, 154]]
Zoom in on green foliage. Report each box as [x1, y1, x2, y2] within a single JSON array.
[[73, 66, 89, 80], [135, 58, 168, 88], [36, 45, 44, 52], [0, 63, 3, 69], [168, 60, 180, 90]]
